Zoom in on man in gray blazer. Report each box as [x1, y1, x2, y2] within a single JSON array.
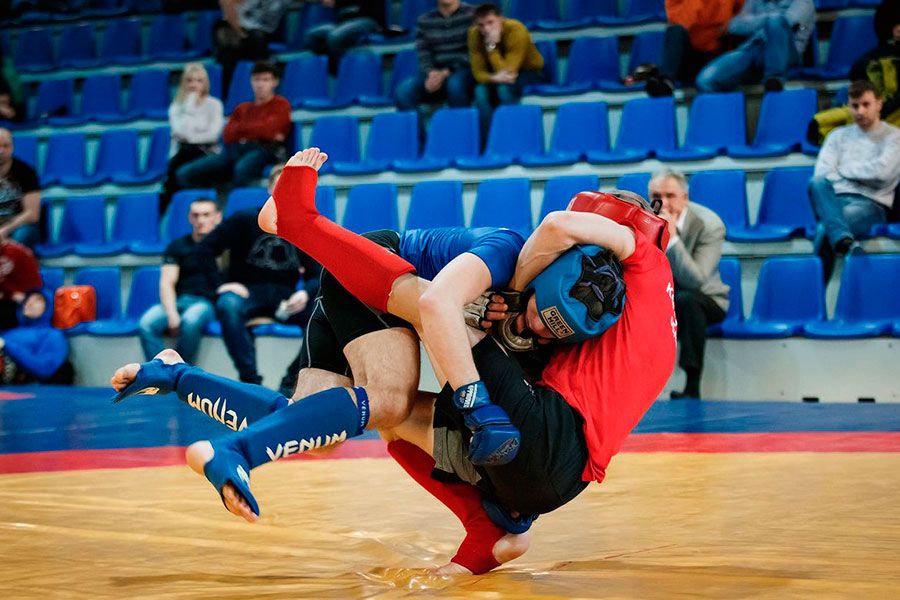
[[649, 170, 730, 399]]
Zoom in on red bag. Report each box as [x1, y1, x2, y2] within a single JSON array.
[[52, 285, 97, 329]]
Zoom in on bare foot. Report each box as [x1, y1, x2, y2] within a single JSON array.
[[259, 147, 330, 234], [429, 531, 531, 576], [109, 349, 184, 391], [186, 441, 259, 523]]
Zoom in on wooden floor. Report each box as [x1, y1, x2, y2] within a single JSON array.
[[2, 453, 899, 599]]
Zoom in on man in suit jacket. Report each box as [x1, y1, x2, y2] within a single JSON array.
[[649, 170, 730, 399]]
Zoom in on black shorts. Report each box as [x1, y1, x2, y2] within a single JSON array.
[[296, 230, 413, 375], [433, 336, 589, 516]]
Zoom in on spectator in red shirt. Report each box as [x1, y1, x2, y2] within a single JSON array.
[[0, 239, 43, 330], [176, 61, 291, 189]]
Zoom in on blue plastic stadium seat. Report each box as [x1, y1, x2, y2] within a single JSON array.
[[598, 30, 664, 92], [657, 92, 746, 161], [316, 185, 337, 222], [341, 183, 399, 234], [41, 133, 90, 187], [88, 266, 160, 336], [508, 0, 559, 27], [314, 50, 387, 109], [80, 74, 126, 123], [224, 61, 255, 113], [389, 49, 421, 98], [539, 174, 600, 220], [37, 196, 107, 258], [100, 18, 144, 64], [814, 0, 848, 8], [141, 126, 172, 182], [532, 36, 617, 95], [470, 178, 533, 236], [394, 108, 480, 172], [721, 257, 825, 338], [595, 0, 665, 25], [728, 89, 817, 158], [396, 0, 432, 34], [14, 28, 55, 72], [886, 223, 900, 240], [706, 257, 743, 337], [92, 129, 158, 185], [803, 255, 900, 339], [793, 16, 877, 80], [40, 267, 65, 294], [522, 101, 610, 166], [125, 69, 170, 120], [281, 55, 329, 108], [78, 194, 157, 256], [192, 11, 219, 57], [224, 187, 269, 217], [615, 172, 652, 197], [298, 1, 335, 40], [333, 111, 419, 175], [307, 115, 360, 173], [58, 23, 100, 69], [12, 134, 38, 170], [731, 167, 816, 242], [252, 323, 304, 337], [66, 267, 122, 334], [34, 79, 79, 125], [588, 96, 676, 163], [688, 170, 754, 242], [148, 13, 196, 61], [404, 180, 465, 229], [162, 189, 216, 243], [536, 0, 614, 29], [523, 40, 558, 93], [456, 104, 544, 169]]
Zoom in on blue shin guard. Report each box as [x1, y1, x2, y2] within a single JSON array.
[[203, 438, 261, 517], [112, 360, 289, 431], [453, 381, 520, 466]]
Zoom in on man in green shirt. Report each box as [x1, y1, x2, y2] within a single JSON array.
[[467, 3, 545, 142]]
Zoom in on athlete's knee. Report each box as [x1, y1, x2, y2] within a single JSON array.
[[365, 385, 416, 428]]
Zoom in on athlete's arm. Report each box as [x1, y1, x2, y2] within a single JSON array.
[[509, 211, 635, 291], [417, 253, 492, 389]]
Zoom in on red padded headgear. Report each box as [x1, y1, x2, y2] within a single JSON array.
[[568, 190, 670, 250]]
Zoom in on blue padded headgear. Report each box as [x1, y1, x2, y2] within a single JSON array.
[[527, 245, 625, 343]]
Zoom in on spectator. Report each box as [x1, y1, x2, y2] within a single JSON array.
[[649, 169, 729, 400], [305, 0, 388, 74], [0, 288, 72, 385], [0, 49, 25, 124], [394, 0, 476, 140], [176, 61, 291, 190], [848, 0, 900, 125], [137, 198, 222, 364], [214, 0, 290, 94], [0, 128, 41, 249], [0, 238, 41, 331], [636, 0, 744, 96], [468, 3, 544, 140], [695, 0, 814, 94], [809, 80, 900, 282], [196, 177, 321, 384], [162, 63, 225, 214]]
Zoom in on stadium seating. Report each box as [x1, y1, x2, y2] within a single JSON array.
[[68, 267, 122, 334], [508, 0, 560, 27], [804, 255, 900, 338], [728, 89, 817, 158], [35, 196, 105, 259], [341, 183, 399, 233], [224, 61, 255, 114], [315, 185, 337, 222], [457, 104, 545, 169], [80, 74, 127, 123], [688, 170, 754, 242], [92, 129, 158, 185], [588, 96, 676, 163], [598, 30, 664, 92], [307, 115, 361, 173], [148, 13, 197, 61], [707, 258, 744, 337], [404, 180, 465, 230], [34, 79, 77, 125], [536, 0, 615, 29], [615, 172, 652, 197], [393, 108, 480, 172], [58, 23, 100, 69], [721, 257, 825, 338], [539, 174, 600, 219], [100, 18, 143, 65], [40, 267, 65, 294], [142, 126, 173, 182], [281, 54, 329, 108], [657, 92, 746, 161], [470, 178, 533, 236], [595, 0, 665, 25], [738, 167, 816, 242], [224, 187, 269, 217], [532, 36, 618, 95], [793, 15, 877, 79], [125, 69, 170, 120], [87, 266, 160, 336], [333, 111, 419, 175], [12, 134, 38, 169], [521, 101, 610, 166], [41, 133, 90, 187], [14, 28, 54, 72]]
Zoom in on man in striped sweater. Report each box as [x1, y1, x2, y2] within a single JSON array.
[[395, 0, 476, 139]]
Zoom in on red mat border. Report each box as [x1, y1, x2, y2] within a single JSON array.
[[2, 432, 899, 474]]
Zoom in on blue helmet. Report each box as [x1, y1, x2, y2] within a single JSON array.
[[526, 245, 625, 343]]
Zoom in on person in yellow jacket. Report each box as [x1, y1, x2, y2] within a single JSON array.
[[467, 3, 545, 143]]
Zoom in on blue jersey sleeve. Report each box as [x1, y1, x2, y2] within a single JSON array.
[[465, 228, 526, 288]]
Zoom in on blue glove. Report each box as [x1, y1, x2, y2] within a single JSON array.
[[453, 381, 520, 466], [111, 359, 190, 403]]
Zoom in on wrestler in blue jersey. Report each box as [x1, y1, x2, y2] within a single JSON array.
[[281, 227, 524, 386]]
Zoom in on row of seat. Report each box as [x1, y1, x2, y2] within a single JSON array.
[[38, 251, 900, 340], [16, 90, 820, 188], [17, 11, 877, 128], [715, 254, 900, 340], [36, 166, 900, 260]]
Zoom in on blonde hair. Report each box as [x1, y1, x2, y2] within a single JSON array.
[[175, 63, 210, 104]]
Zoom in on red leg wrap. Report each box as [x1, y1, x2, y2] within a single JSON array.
[[387, 440, 504, 574], [272, 166, 415, 312]]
